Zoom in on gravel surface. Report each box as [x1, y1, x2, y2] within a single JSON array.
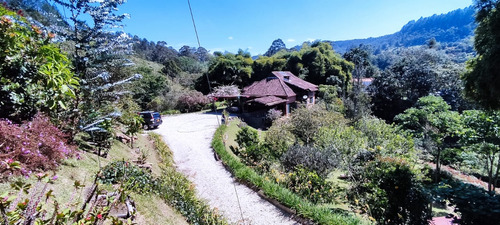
[[154, 112, 296, 225]]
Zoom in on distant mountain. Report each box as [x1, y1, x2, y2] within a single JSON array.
[[330, 6, 476, 54]]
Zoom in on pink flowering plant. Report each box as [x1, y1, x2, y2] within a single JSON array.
[[0, 114, 78, 179]]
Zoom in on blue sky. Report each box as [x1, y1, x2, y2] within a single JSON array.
[[117, 0, 473, 55]]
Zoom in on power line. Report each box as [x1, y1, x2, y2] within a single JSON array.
[[187, 0, 201, 48], [187, 0, 219, 124]]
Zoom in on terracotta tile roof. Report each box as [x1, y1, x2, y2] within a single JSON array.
[[251, 96, 287, 106], [272, 71, 319, 92], [243, 77, 296, 98]]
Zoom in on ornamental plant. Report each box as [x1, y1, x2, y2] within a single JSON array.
[[0, 172, 132, 225], [0, 113, 77, 179], [0, 5, 78, 122]]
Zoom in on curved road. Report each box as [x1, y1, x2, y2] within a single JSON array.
[[154, 112, 295, 225]]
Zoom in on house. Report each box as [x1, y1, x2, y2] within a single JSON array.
[[242, 71, 318, 115]]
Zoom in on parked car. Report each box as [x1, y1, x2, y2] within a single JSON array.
[[138, 111, 162, 130]]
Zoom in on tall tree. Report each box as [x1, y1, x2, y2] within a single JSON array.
[[370, 47, 465, 121], [343, 45, 378, 120], [51, 0, 140, 132], [462, 110, 500, 193], [195, 51, 253, 94], [462, 0, 500, 109], [394, 95, 462, 181]]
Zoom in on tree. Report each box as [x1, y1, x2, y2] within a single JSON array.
[[195, 51, 253, 94], [370, 47, 465, 121], [251, 56, 286, 82], [343, 45, 378, 120], [349, 157, 431, 225], [264, 38, 287, 57], [394, 95, 463, 181], [50, 0, 141, 134], [462, 110, 500, 193], [0, 5, 78, 122], [462, 0, 500, 109]]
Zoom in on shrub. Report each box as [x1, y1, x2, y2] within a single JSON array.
[[0, 6, 78, 122], [0, 172, 131, 225], [234, 126, 269, 166], [0, 114, 77, 178], [281, 144, 338, 177], [265, 108, 282, 125], [349, 157, 430, 225], [284, 166, 338, 204], [176, 90, 210, 112], [98, 160, 159, 193], [264, 119, 295, 158], [433, 178, 500, 225]]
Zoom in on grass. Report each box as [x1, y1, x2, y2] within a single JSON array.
[[212, 123, 371, 225], [0, 132, 188, 225]]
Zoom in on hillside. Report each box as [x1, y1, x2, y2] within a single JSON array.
[[330, 6, 476, 54]]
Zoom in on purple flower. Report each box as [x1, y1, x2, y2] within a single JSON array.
[[52, 175, 58, 180], [5, 146, 10, 150]]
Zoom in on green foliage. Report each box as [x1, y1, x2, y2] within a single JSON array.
[[131, 67, 168, 110], [281, 145, 338, 177], [354, 117, 416, 160], [316, 125, 367, 166], [0, 173, 131, 225], [349, 157, 431, 225], [0, 7, 78, 122], [290, 106, 345, 144], [212, 125, 369, 225], [99, 160, 158, 193], [252, 56, 286, 81], [195, 51, 253, 94], [234, 126, 269, 166], [462, 0, 500, 109], [317, 84, 344, 113], [370, 47, 465, 121], [264, 119, 295, 158], [284, 166, 338, 204], [461, 110, 500, 192], [124, 114, 143, 148], [395, 95, 463, 180], [432, 178, 500, 225]]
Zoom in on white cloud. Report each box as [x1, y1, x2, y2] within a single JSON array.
[[287, 39, 296, 43], [228, 36, 233, 40], [306, 38, 316, 42]]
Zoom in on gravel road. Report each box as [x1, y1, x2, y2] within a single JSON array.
[[154, 112, 295, 225]]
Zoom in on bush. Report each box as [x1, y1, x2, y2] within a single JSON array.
[[265, 108, 282, 125], [176, 90, 210, 112], [98, 160, 159, 193], [433, 178, 500, 225], [284, 166, 338, 204], [234, 126, 269, 166], [0, 6, 78, 122], [0, 114, 77, 178], [349, 157, 430, 225], [281, 144, 338, 177]]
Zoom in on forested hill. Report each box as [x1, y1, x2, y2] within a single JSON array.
[[330, 6, 476, 54]]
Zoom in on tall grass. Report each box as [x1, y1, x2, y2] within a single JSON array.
[[149, 133, 228, 225], [212, 125, 371, 225]]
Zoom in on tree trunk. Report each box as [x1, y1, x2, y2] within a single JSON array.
[[435, 147, 441, 182]]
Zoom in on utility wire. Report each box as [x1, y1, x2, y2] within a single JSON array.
[[187, 0, 220, 125], [187, 0, 201, 49]]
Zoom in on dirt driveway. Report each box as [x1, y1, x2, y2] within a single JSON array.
[[154, 112, 295, 225]]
